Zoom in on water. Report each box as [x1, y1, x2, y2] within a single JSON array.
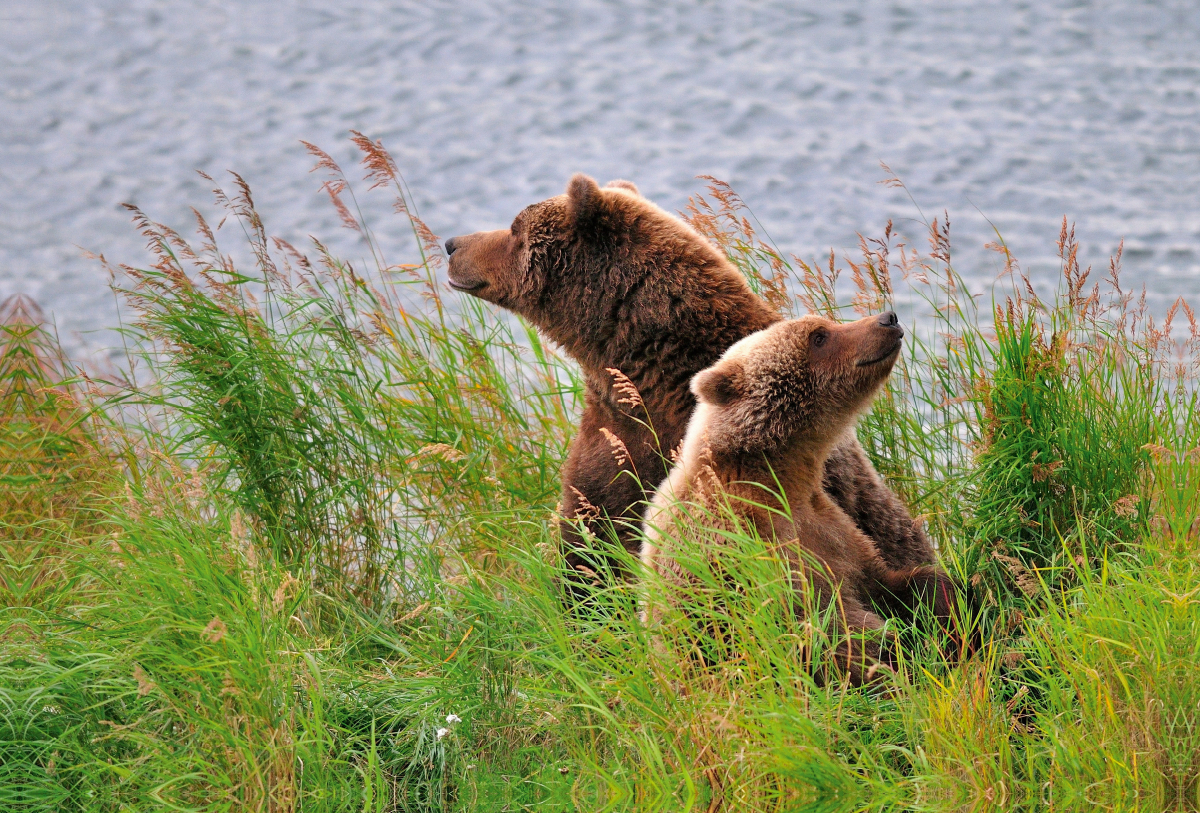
[[3, 0, 1198, 364]]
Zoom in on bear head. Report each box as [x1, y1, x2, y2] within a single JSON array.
[[688, 312, 904, 461], [444, 174, 719, 355], [444, 174, 645, 310]]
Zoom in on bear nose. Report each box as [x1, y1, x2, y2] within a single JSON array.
[[445, 236, 460, 255], [877, 311, 899, 328]]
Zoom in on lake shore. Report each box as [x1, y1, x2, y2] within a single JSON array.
[[3, 140, 1197, 811]]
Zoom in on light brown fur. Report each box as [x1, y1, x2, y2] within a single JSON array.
[[643, 314, 956, 684]]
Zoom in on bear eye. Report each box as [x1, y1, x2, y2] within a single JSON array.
[[811, 330, 828, 348]]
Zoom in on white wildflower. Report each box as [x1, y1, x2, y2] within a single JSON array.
[[445, 713, 462, 724], [436, 727, 450, 740]]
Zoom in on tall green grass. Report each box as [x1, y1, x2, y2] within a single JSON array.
[[2, 136, 1196, 811]]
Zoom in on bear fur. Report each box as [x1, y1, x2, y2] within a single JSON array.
[[642, 314, 957, 684], [444, 174, 936, 593]]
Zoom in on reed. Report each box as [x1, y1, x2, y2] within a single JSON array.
[[2, 136, 1195, 811]]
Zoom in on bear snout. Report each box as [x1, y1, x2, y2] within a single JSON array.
[[445, 233, 498, 295], [876, 311, 903, 338]]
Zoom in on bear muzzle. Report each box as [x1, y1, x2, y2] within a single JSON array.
[[445, 235, 491, 293], [856, 313, 904, 367], [856, 340, 903, 368], [447, 275, 488, 293]]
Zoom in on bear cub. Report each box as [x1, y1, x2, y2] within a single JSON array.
[[642, 313, 957, 684], [445, 175, 939, 603]]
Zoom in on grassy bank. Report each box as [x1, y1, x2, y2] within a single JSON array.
[[2, 137, 1196, 812]]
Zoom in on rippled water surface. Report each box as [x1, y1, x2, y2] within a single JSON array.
[[3, 0, 1198, 361]]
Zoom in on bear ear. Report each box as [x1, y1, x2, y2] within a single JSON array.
[[692, 360, 744, 407], [566, 173, 604, 225], [604, 179, 641, 197]]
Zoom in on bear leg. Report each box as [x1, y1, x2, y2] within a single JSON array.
[[830, 592, 893, 687], [557, 402, 657, 607], [869, 565, 972, 660], [823, 437, 937, 570]]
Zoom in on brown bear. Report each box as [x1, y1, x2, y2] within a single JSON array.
[[444, 174, 936, 597], [641, 314, 957, 684]]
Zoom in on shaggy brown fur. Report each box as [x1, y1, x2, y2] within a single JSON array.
[[444, 174, 935, 593], [642, 314, 957, 684]]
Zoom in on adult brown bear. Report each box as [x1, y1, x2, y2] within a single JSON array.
[[445, 174, 936, 597], [642, 314, 958, 683]]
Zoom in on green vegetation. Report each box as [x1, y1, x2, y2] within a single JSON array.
[[2, 137, 1196, 811]]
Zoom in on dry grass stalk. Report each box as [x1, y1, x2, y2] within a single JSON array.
[[606, 367, 644, 411], [599, 426, 631, 468]]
